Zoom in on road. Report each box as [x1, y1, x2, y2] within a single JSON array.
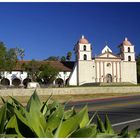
[[66, 95, 140, 135]]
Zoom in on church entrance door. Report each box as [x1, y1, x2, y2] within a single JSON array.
[[106, 74, 112, 83]]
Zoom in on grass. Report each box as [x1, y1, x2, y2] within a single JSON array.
[[1, 92, 140, 106]]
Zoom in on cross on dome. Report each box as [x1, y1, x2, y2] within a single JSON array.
[[78, 35, 89, 44], [82, 35, 84, 39], [125, 37, 128, 41], [123, 37, 132, 46]]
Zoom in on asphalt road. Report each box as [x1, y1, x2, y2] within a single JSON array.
[[66, 95, 140, 135]]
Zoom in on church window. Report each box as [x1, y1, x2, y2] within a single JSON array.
[[107, 63, 111, 67], [83, 45, 86, 51], [84, 54, 87, 60], [128, 47, 130, 52], [128, 56, 131, 61]]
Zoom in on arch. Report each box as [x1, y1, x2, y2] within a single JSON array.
[[1, 78, 10, 86], [12, 78, 21, 86], [23, 78, 31, 87], [83, 54, 87, 60], [106, 74, 112, 83], [128, 47, 130, 52], [128, 56, 131, 61], [55, 78, 64, 87], [83, 45, 86, 51]]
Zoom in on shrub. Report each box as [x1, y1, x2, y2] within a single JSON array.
[[0, 91, 140, 138]]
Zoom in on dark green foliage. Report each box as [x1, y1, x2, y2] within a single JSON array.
[[137, 54, 140, 83], [46, 56, 60, 61], [39, 63, 59, 84], [61, 56, 66, 62], [66, 51, 72, 61], [0, 42, 18, 73], [22, 61, 59, 83], [21, 60, 40, 82], [0, 91, 140, 138]]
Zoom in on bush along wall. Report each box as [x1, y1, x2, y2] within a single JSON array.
[[0, 91, 140, 138]]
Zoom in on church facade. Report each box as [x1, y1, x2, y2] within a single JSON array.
[[68, 35, 137, 85]]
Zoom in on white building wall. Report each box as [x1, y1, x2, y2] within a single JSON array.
[[1, 71, 71, 86], [1, 71, 28, 85], [78, 60, 95, 85], [100, 62, 103, 82], [57, 72, 71, 81], [121, 61, 137, 84], [68, 64, 78, 86]]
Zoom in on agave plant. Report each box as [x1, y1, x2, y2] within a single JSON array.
[[0, 91, 140, 138]]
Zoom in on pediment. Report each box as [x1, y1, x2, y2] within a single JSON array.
[[96, 52, 120, 59]]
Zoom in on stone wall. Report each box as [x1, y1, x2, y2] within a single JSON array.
[[0, 86, 140, 97]]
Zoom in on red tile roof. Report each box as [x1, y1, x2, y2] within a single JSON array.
[[15, 60, 75, 72]]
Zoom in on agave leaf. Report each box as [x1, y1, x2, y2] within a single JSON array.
[[0, 134, 18, 138], [87, 112, 97, 126], [119, 125, 129, 137], [64, 107, 76, 120], [46, 104, 64, 133], [104, 114, 114, 134], [127, 128, 140, 138], [26, 90, 41, 112], [45, 129, 54, 138], [97, 114, 106, 133], [48, 100, 60, 112], [9, 96, 24, 107], [25, 92, 47, 137], [1, 97, 5, 104], [0, 103, 7, 133], [5, 115, 23, 138], [79, 105, 89, 128], [14, 109, 36, 137], [54, 106, 88, 138], [25, 99, 47, 137], [70, 125, 97, 138], [40, 93, 53, 115], [7, 97, 26, 119], [96, 133, 119, 138]]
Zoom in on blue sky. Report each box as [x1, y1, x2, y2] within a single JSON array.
[[0, 2, 140, 60]]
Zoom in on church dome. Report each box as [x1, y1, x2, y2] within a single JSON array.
[[123, 37, 132, 46], [79, 35, 89, 44]]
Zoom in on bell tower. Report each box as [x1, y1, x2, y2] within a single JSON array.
[[74, 35, 95, 85], [119, 37, 135, 62], [74, 35, 92, 61], [119, 37, 137, 84]]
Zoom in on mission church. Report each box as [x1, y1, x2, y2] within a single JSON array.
[[0, 35, 137, 87], [68, 35, 137, 85]]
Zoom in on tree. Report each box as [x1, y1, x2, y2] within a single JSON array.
[[0, 42, 7, 71], [16, 48, 25, 60], [66, 51, 72, 61], [45, 56, 60, 61], [4, 48, 18, 71], [137, 54, 140, 83], [61, 56, 66, 62], [39, 64, 59, 84], [21, 60, 40, 82], [0, 42, 18, 72]]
